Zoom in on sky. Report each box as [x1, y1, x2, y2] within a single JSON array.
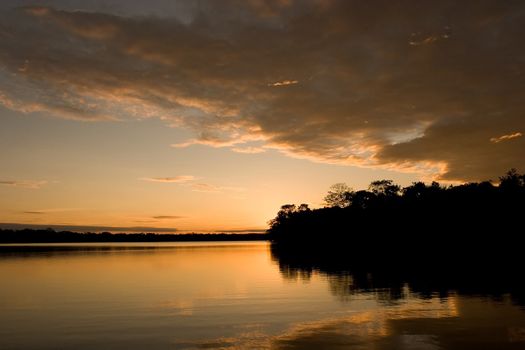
[[0, 0, 524, 232]]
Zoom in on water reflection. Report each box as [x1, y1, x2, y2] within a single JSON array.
[[272, 296, 525, 350], [270, 243, 525, 307], [0, 242, 524, 349], [270, 243, 525, 349], [0, 241, 263, 258], [273, 296, 458, 349]]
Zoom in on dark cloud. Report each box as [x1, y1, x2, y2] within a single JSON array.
[[0, 1, 524, 180]]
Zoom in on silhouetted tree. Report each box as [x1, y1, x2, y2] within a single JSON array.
[[324, 183, 353, 208], [297, 203, 310, 212], [348, 190, 375, 210], [368, 180, 400, 197], [402, 182, 427, 200], [499, 168, 525, 191]]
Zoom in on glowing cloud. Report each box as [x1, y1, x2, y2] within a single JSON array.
[[231, 146, 266, 154], [490, 132, 523, 143], [268, 80, 299, 87], [140, 176, 195, 183]]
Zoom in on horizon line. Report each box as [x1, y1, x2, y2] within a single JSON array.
[[0, 223, 267, 234]]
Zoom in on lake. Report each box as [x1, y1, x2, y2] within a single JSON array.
[[1, 242, 525, 349]]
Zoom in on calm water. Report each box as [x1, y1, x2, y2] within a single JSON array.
[[1, 242, 525, 349]]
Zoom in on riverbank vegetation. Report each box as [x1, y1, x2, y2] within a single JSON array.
[[268, 169, 525, 252]]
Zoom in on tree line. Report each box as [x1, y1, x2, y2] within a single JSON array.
[[267, 169, 525, 251], [0, 229, 267, 243]]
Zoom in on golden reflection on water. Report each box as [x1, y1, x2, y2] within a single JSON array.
[[182, 294, 460, 349], [1, 242, 525, 350], [275, 294, 458, 347]]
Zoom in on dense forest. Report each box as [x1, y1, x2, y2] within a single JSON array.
[[267, 169, 525, 256]]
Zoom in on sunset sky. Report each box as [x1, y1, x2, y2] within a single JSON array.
[[1, 0, 524, 232]]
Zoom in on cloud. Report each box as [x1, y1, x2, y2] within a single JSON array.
[[141, 175, 241, 194], [21, 208, 83, 214], [171, 132, 267, 149], [407, 29, 451, 46], [0, 2, 524, 181], [171, 139, 243, 149], [140, 176, 195, 183], [231, 146, 266, 154], [191, 183, 245, 193], [0, 92, 116, 121], [490, 132, 522, 143], [268, 80, 299, 87], [152, 215, 184, 220], [409, 36, 439, 46], [0, 222, 178, 233], [191, 183, 221, 193], [0, 180, 47, 189]]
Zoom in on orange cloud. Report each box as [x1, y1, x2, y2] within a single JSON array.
[[231, 146, 267, 154], [152, 215, 184, 220], [140, 176, 195, 183], [191, 183, 221, 193], [191, 183, 245, 193]]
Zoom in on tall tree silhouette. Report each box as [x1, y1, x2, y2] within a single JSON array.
[[324, 183, 353, 208]]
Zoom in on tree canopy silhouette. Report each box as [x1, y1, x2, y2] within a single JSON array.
[[324, 183, 353, 208], [267, 170, 525, 251]]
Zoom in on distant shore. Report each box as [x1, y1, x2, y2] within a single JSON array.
[[0, 228, 269, 243]]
